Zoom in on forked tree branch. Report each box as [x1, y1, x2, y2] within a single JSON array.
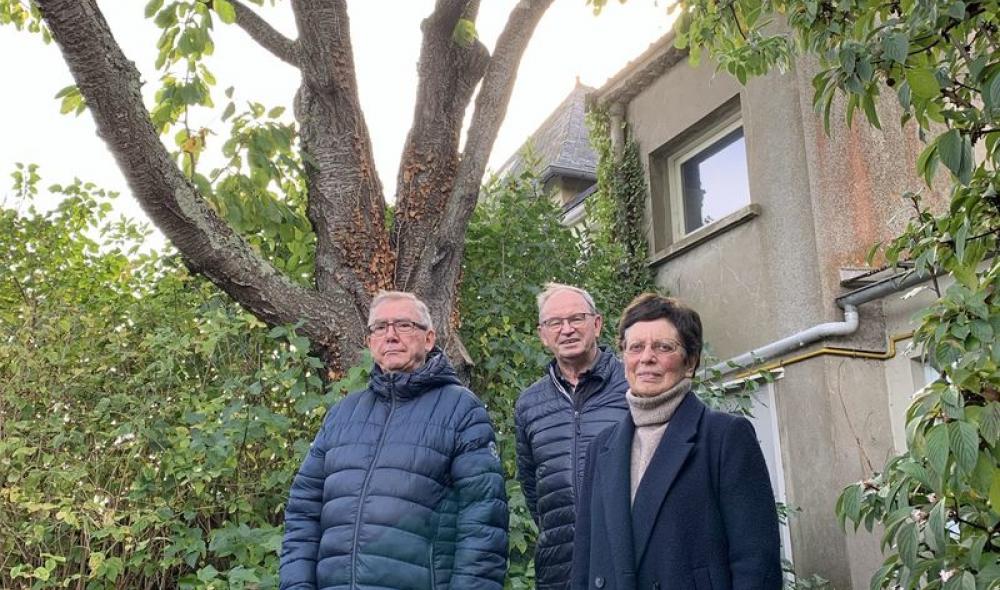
[[35, 0, 358, 359], [288, 0, 392, 308], [409, 0, 555, 342], [229, 0, 300, 67], [392, 0, 489, 290]]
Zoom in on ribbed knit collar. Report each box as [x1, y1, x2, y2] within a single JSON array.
[[627, 377, 692, 427]]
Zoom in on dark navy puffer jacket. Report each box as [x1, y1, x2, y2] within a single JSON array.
[[280, 350, 508, 590], [514, 348, 629, 590]]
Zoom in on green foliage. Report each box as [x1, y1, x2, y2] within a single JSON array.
[[0, 169, 367, 589], [207, 96, 315, 283], [460, 161, 656, 589], [584, 107, 658, 334], [460, 170, 585, 590], [657, 0, 1000, 586], [0, 0, 49, 41]]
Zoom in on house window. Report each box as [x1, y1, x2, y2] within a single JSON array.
[[667, 115, 751, 238]]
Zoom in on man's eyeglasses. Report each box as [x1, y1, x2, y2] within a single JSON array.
[[368, 319, 428, 337], [623, 339, 684, 357], [539, 312, 596, 331]]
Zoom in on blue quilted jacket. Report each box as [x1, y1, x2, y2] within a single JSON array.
[[280, 350, 508, 590], [514, 348, 629, 590]]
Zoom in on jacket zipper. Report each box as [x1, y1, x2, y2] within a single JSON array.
[[551, 366, 592, 500], [350, 381, 397, 589], [571, 406, 582, 499]]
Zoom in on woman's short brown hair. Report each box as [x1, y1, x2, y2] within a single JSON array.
[[617, 293, 703, 371]]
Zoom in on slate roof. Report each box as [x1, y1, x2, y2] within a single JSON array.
[[498, 81, 598, 183]]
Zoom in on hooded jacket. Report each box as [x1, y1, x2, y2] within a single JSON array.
[[280, 350, 508, 590], [514, 347, 629, 590]]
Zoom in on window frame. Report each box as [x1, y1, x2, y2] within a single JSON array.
[[665, 112, 749, 240]]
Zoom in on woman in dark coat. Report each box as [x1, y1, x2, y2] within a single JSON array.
[[571, 294, 782, 590]]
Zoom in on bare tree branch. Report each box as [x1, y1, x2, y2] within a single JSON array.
[[409, 0, 556, 349], [289, 0, 392, 308], [229, 0, 300, 67], [35, 0, 366, 365], [392, 0, 489, 290], [291, 0, 350, 92]]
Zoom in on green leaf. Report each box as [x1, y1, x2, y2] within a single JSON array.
[[947, 1, 966, 19], [981, 402, 1000, 445], [950, 421, 979, 475], [197, 565, 219, 582], [907, 68, 940, 99], [925, 499, 946, 555], [937, 129, 973, 185], [916, 140, 939, 186], [985, 71, 1000, 114], [840, 484, 863, 525], [938, 129, 962, 175], [896, 520, 918, 568], [214, 0, 237, 24], [882, 31, 909, 64], [452, 17, 477, 47], [222, 102, 236, 122], [144, 0, 164, 18], [862, 91, 881, 129], [154, 4, 177, 28], [990, 469, 1000, 515], [267, 106, 286, 118], [927, 423, 950, 476]]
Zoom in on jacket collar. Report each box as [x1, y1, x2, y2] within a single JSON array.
[[597, 391, 706, 568], [548, 346, 617, 399], [368, 348, 461, 400]]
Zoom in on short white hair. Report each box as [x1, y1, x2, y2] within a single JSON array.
[[368, 291, 434, 331], [536, 282, 598, 320]]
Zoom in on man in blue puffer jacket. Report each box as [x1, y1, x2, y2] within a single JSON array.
[[515, 283, 629, 590], [280, 291, 508, 590]]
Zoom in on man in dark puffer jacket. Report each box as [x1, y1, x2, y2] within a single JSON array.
[[515, 283, 629, 590], [280, 291, 508, 590]]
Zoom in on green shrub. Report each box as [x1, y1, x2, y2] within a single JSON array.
[[0, 171, 366, 589]]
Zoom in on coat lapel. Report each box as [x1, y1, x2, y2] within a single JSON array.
[[630, 392, 705, 566], [597, 417, 637, 576]]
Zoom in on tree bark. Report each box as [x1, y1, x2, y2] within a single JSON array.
[[34, 0, 556, 376], [410, 0, 556, 359], [35, 0, 364, 369]]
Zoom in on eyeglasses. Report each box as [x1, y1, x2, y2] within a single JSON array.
[[622, 339, 684, 357], [367, 319, 428, 337], [539, 312, 597, 331]]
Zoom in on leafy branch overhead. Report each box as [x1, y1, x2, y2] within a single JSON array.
[[5, 0, 556, 373]]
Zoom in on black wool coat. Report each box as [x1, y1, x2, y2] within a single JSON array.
[[571, 392, 783, 590]]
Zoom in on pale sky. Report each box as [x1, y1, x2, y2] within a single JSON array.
[[0, 1, 672, 244]]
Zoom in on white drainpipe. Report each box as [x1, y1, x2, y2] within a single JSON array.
[[705, 269, 935, 376]]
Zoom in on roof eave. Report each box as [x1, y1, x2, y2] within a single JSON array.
[[588, 31, 687, 109]]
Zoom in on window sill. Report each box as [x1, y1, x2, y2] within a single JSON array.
[[649, 203, 761, 267]]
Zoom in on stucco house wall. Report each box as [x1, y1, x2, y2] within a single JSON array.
[[591, 33, 947, 588]]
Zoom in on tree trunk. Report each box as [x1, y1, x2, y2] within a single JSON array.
[[34, 0, 554, 376]]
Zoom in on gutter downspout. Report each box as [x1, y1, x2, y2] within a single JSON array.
[[705, 269, 936, 377], [609, 102, 626, 160], [706, 305, 859, 375]]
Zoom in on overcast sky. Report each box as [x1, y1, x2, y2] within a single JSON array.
[[0, 1, 673, 244]]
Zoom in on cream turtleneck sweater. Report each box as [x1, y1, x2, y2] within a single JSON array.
[[626, 377, 692, 504]]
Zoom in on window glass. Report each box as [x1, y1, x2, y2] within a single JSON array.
[[678, 127, 750, 233]]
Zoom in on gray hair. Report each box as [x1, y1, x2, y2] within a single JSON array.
[[368, 291, 435, 331], [536, 282, 598, 320]]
